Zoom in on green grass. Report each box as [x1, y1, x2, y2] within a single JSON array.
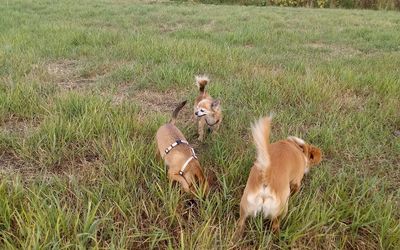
[[1, 0, 399, 248]]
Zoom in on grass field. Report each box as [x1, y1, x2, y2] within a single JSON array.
[[1, 0, 400, 248]]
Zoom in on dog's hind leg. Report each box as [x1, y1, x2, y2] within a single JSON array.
[[234, 205, 248, 238], [290, 176, 303, 194], [271, 217, 281, 234]]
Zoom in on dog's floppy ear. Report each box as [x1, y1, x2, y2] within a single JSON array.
[[211, 99, 220, 110], [307, 145, 322, 165]]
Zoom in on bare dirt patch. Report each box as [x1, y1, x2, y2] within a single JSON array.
[[0, 146, 104, 183], [133, 89, 183, 112], [202, 20, 216, 32], [0, 151, 38, 179], [53, 153, 105, 185], [159, 23, 183, 33], [106, 84, 132, 105], [1, 115, 40, 136], [133, 88, 193, 121], [108, 86, 186, 112]]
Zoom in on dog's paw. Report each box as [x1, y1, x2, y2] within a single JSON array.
[[233, 227, 244, 240], [290, 183, 300, 195], [271, 219, 281, 234]]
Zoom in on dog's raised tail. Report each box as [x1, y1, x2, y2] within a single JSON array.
[[170, 100, 187, 124], [251, 116, 272, 170], [195, 75, 210, 93]]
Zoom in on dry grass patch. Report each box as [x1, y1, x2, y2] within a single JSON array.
[[131, 89, 193, 121], [307, 42, 362, 58], [248, 63, 285, 79], [47, 60, 99, 90], [335, 89, 367, 113], [54, 155, 105, 185]]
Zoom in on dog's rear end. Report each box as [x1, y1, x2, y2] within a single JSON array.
[[236, 116, 322, 237], [236, 116, 279, 236]]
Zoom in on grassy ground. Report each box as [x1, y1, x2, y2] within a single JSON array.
[[0, 0, 399, 248]]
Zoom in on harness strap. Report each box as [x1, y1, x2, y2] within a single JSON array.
[[164, 139, 189, 155], [179, 156, 194, 176], [164, 139, 198, 178]]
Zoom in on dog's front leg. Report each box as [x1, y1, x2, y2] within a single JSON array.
[[168, 170, 190, 193], [155, 147, 162, 161], [197, 118, 206, 141], [212, 120, 221, 135]]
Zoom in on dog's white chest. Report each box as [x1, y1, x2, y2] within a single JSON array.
[[246, 186, 280, 218]]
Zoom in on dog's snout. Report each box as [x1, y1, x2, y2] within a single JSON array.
[[195, 111, 199, 116]]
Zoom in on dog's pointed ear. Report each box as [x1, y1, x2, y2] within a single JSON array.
[[308, 146, 322, 165], [211, 99, 220, 110]]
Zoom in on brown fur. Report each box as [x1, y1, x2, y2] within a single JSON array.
[[197, 79, 208, 93], [193, 76, 222, 141], [156, 101, 209, 194], [235, 116, 322, 236]]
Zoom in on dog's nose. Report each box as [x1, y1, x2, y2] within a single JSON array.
[[195, 111, 199, 116]]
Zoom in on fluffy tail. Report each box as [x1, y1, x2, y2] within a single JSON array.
[[251, 116, 272, 170], [195, 75, 209, 93], [170, 100, 187, 124]]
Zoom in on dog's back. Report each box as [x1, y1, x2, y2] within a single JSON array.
[[156, 123, 188, 157], [264, 141, 307, 188]]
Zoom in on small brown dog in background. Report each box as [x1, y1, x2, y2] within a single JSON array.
[[236, 115, 322, 236], [193, 75, 222, 142], [156, 100, 208, 193]]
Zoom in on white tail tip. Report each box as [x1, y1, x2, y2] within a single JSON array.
[[251, 116, 272, 169], [195, 75, 210, 87], [288, 136, 305, 145]]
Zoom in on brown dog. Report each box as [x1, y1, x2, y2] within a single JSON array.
[[236, 116, 322, 236], [193, 75, 222, 141], [156, 100, 208, 193]]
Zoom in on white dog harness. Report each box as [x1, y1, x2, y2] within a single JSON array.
[[164, 139, 197, 176]]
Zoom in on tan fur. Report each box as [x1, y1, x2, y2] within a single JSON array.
[[156, 101, 209, 194], [235, 116, 322, 236], [193, 75, 222, 141]]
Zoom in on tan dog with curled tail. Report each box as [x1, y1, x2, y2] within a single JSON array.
[[236, 115, 322, 236]]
